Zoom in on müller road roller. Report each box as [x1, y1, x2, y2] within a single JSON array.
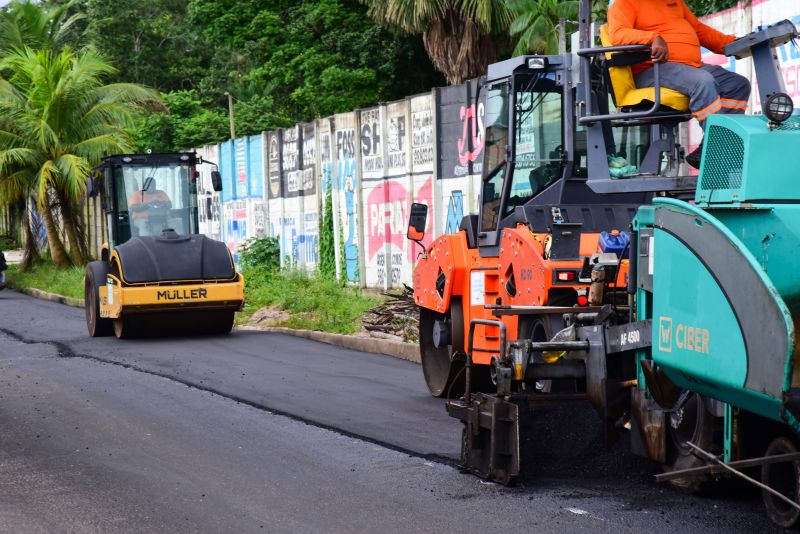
[[408, 2, 800, 526], [84, 152, 244, 339]]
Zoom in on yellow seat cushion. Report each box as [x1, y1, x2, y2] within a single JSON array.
[[599, 25, 690, 112]]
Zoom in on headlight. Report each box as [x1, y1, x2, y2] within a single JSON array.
[[762, 92, 794, 124]]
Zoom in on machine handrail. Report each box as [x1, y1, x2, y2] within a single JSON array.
[[579, 50, 665, 125], [466, 319, 507, 400], [577, 44, 651, 56]]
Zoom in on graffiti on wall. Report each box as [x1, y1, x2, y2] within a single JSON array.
[[438, 79, 485, 180], [456, 102, 484, 175], [250, 200, 267, 238], [268, 132, 282, 199], [412, 104, 434, 167], [299, 122, 318, 267], [366, 176, 434, 287], [336, 124, 359, 282], [224, 200, 248, 259], [366, 180, 406, 287], [445, 191, 464, 234], [235, 138, 247, 198], [283, 126, 302, 197], [302, 123, 317, 196], [320, 132, 333, 193], [360, 108, 383, 176], [387, 110, 407, 173]]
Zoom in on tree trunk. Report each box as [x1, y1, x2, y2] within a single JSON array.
[[21, 202, 41, 272], [40, 192, 71, 267], [422, 14, 497, 85], [57, 191, 86, 265], [62, 214, 85, 265]]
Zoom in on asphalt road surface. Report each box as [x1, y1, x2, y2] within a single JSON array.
[[0, 290, 785, 533]]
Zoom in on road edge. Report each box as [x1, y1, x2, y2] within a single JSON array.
[[9, 284, 85, 308], [237, 325, 420, 364], [9, 286, 421, 365]]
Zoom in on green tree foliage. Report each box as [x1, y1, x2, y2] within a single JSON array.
[[319, 187, 336, 279], [685, 0, 739, 16], [132, 90, 229, 153], [189, 0, 442, 123], [508, 0, 579, 55], [0, 0, 86, 52], [361, 0, 511, 85], [0, 0, 89, 268], [82, 0, 206, 91], [238, 236, 281, 272], [60, 0, 442, 150], [0, 46, 159, 266]]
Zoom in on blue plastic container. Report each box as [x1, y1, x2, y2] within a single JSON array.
[[599, 231, 630, 258]]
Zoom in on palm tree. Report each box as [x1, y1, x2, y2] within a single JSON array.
[[0, 0, 87, 52], [361, 0, 512, 85], [0, 165, 39, 269], [508, 0, 579, 56], [0, 46, 160, 266], [0, 0, 89, 268]]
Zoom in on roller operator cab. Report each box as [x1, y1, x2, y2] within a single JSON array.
[[410, 37, 666, 398], [84, 152, 244, 339], [408, 0, 800, 526]]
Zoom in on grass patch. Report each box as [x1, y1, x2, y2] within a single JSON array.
[[240, 268, 385, 334], [7, 262, 84, 299], [0, 236, 16, 251], [7, 258, 384, 336]]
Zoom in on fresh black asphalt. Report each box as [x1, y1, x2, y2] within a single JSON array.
[[0, 290, 784, 532]]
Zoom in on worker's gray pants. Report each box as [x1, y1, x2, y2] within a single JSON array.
[[635, 62, 751, 129]]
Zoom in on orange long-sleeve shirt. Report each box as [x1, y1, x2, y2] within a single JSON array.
[[608, 0, 735, 74]]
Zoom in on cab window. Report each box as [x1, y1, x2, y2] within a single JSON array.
[[480, 83, 509, 232], [505, 73, 564, 215]]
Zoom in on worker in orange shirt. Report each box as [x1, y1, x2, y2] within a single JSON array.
[[608, 0, 750, 168], [128, 177, 172, 235]]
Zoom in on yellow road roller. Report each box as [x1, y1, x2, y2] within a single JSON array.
[[84, 152, 244, 338]]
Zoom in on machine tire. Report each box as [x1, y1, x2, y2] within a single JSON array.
[[113, 316, 139, 339], [85, 261, 113, 337], [662, 392, 719, 492], [113, 310, 234, 339], [761, 436, 800, 529], [217, 310, 235, 334], [420, 298, 465, 398], [204, 310, 235, 335]]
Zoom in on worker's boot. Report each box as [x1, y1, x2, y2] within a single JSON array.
[[685, 142, 703, 169]]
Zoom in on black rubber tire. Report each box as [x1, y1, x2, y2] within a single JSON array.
[[211, 310, 235, 335], [85, 261, 113, 337], [419, 299, 465, 398], [113, 315, 138, 339], [115, 310, 234, 339], [662, 392, 719, 492], [761, 436, 800, 529]]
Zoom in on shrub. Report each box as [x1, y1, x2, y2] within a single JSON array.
[[238, 236, 280, 272]]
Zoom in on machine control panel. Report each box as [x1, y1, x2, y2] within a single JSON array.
[[724, 19, 798, 59]]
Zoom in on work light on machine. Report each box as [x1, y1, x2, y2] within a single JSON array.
[[527, 57, 547, 70], [763, 92, 794, 124]]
